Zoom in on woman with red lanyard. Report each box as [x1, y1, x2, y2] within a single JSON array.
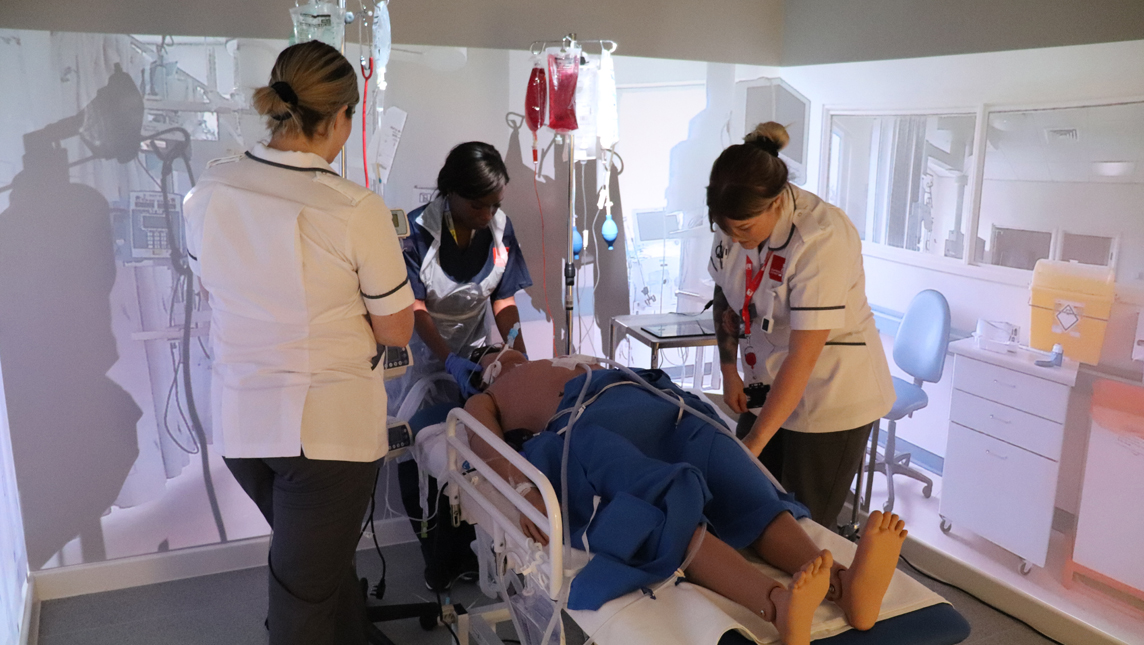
[[707, 122, 895, 526]]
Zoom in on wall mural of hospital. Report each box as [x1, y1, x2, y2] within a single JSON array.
[[0, 30, 668, 570]]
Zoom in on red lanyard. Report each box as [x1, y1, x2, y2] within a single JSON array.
[[742, 250, 772, 335]]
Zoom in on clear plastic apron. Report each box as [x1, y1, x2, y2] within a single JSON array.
[[387, 196, 508, 414]]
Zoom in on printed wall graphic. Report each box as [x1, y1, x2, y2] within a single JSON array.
[[0, 30, 662, 571]]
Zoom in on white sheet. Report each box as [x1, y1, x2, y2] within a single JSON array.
[[568, 518, 945, 645]]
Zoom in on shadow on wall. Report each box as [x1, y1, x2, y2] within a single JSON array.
[[501, 115, 569, 347], [502, 114, 629, 352], [0, 77, 141, 569], [666, 63, 735, 312]]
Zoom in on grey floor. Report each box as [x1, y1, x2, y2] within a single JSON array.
[[38, 541, 1059, 645]]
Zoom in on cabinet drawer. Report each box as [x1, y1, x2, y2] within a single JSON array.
[[949, 389, 1063, 461], [952, 357, 1069, 423], [940, 422, 1058, 567]]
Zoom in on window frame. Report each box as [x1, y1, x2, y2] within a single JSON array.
[[820, 96, 1144, 286]]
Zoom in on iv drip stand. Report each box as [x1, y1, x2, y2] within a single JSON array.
[[531, 33, 616, 356], [564, 132, 576, 356]]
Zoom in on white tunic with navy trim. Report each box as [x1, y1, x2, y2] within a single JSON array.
[[183, 143, 414, 461], [708, 186, 894, 433]]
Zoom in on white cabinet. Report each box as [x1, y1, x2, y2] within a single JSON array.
[[940, 338, 1078, 571]]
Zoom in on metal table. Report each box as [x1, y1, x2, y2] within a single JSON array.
[[607, 313, 718, 369]]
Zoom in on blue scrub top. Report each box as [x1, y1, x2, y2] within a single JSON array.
[[401, 204, 533, 301]]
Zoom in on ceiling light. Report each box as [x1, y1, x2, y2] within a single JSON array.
[[1092, 161, 1136, 177]]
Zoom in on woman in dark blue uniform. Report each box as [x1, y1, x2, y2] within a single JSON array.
[[387, 142, 532, 410]]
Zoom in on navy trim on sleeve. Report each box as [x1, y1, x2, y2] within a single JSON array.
[[363, 277, 409, 300], [824, 341, 866, 346], [790, 305, 846, 311], [187, 251, 198, 261]]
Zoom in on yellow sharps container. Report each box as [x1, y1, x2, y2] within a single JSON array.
[[1030, 259, 1115, 365]]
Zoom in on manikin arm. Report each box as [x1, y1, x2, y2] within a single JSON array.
[[464, 392, 549, 544]]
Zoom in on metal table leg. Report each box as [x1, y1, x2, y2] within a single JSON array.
[[862, 420, 881, 514]]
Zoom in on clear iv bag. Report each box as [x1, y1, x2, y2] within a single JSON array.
[[372, 0, 391, 89], [573, 55, 598, 161], [547, 48, 580, 134], [290, 2, 346, 50], [596, 48, 619, 151]]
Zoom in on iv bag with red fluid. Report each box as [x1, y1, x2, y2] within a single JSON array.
[[524, 62, 546, 164], [547, 50, 579, 133]]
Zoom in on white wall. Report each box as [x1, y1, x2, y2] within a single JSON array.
[[979, 180, 1144, 283]]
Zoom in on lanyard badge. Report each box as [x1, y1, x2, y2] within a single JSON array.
[[742, 251, 777, 337]]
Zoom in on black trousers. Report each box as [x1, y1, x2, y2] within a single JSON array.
[[736, 413, 874, 527], [225, 455, 379, 645]]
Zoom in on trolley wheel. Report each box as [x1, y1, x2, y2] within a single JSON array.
[[1019, 561, 1033, 576], [939, 517, 952, 534]]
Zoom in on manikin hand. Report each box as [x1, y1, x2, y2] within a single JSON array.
[[520, 488, 549, 546]]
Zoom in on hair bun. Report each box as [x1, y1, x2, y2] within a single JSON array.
[[744, 121, 790, 157]]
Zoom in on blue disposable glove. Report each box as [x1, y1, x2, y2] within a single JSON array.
[[445, 353, 482, 398]]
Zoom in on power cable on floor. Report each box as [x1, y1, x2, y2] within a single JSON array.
[[897, 554, 1065, 645]]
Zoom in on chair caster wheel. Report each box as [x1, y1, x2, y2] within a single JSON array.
[[420, 613, 437, 631], [939, 517, 952, 533], [883, 501, 895, 514], [922, 484, 932, 498], [1019, 561, 1033, 576]]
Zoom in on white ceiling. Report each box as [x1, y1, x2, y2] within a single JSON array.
[[984, 102, 1144, 183]]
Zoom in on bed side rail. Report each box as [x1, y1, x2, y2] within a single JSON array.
[[444, 408, 564, 599]]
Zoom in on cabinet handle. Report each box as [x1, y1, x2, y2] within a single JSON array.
[[985, 449, 1009, 460], [992, 379, 1016, 388], [988, 414, 1012, 424]]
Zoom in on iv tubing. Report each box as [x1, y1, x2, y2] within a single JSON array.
[[360, 56, 373, 188]]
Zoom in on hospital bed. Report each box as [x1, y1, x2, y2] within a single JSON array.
[[404, 403, 971, 645]]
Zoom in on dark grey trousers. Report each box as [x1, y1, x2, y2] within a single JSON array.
[[736, 413, 874, 527], [225, 455, 379, 645]]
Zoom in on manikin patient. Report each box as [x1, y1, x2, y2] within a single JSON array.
[[462, 350, 908, 645]]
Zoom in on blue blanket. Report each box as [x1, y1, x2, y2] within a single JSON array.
[[521, 369, 808, 610]]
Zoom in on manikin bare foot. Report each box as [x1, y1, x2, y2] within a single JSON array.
[[836, 511, 908, 630], [770, 549, 832, 645]]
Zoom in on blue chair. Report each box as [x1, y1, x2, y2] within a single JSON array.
[[873, 289, 951, 514]]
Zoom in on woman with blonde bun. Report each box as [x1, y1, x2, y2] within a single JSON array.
[[707, 122, 894, 527], [183, 40, 414, 645]]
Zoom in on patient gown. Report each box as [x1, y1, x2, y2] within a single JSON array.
[[521, 368, 808, 610]]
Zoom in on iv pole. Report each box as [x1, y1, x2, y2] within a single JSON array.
[[531, 34, 616, 356]]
